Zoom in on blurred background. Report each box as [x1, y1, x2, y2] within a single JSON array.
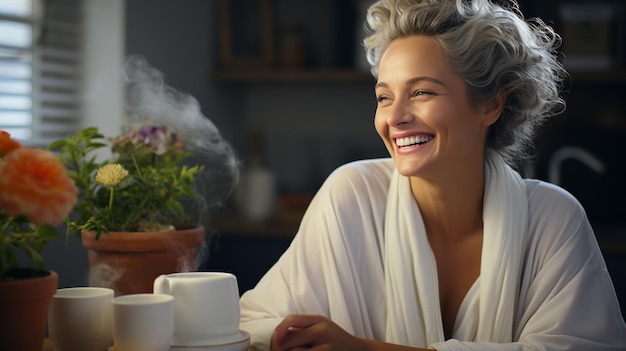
[[1, 0, 624, 316]]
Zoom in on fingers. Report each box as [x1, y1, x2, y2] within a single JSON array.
[[271, 314, 367, 351], [273, 314, 325, 345], [272, 314, 327, 350]]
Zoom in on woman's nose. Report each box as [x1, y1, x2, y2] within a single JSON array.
[[385, 100, 414, 126]]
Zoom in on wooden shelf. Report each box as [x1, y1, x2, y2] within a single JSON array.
[[213, 68, 375, 83]]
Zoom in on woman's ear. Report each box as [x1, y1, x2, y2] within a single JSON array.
[[482, 90, 506, 126]]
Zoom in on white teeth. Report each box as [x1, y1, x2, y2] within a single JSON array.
[[395, 135, 433, 147]]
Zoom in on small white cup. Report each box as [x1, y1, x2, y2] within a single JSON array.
[[112, 293, 174, 351], [47, 287, 114, 351], [153, 272, 240, 346]]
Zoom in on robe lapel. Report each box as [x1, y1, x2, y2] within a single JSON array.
[[384, 171, 445, 346]]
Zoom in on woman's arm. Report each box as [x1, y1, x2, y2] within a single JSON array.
[[240, 160, 394, 350], [271, 315, 432, 351]]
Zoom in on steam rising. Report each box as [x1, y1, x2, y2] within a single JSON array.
[[122, 55, 240, 228], [85, 56, 239, 294]]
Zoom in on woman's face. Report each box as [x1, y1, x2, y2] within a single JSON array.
[[374, 35, 498, 180]]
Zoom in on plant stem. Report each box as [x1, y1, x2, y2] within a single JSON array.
[[131, 152, 144, 181], [108, 187, 114, 212]]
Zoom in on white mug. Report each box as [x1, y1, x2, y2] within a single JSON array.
[[47, 287, 114, 351], [112, 293, 174, 351], [153, 272, 240, 346]]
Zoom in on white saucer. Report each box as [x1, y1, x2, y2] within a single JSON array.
[[170, 330, 250, 351], [108, 331, 250, 351]]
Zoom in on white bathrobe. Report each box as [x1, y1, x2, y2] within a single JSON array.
[[239, 156, 626, 350]]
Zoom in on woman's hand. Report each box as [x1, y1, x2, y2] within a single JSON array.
[[270, 314, 369, 351]]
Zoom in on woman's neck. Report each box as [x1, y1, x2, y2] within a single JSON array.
[[409, 157, 485, 242]]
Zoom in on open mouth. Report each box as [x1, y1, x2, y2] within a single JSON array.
[[395, 135, 434, 149]]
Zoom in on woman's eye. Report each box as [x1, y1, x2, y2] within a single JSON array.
[[412, 90, 433, 97], [376, 95, 390, 103]]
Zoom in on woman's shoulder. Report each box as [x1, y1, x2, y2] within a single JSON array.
[[313, 158, 395, 207], [523, 178, 598, 259], [298, 159, 393, 244], [524, 178, 586, 217], [324, 158, 395, 190]]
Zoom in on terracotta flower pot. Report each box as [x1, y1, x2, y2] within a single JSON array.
[[0, 270, 58, 351], [81, 226, 206, 296]]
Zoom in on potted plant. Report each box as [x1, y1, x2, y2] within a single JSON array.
[[44, 55, 239, 296], [51, 125, 204, 236], [49, 122, 238, 295], [0, 130, 78, 351]]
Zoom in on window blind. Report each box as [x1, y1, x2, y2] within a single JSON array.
[[0, 0, 82, 146]]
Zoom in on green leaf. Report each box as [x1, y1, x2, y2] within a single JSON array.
[[36, 224, 60, 241]]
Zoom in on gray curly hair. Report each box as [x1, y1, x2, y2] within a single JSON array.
[[363, 0, 567, 166]]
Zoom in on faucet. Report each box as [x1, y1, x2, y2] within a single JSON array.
[[547, 146, 606, 186]]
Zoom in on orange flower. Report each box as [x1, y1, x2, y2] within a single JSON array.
[[0, 147, 78, 225], [0, 130, 21, 155]]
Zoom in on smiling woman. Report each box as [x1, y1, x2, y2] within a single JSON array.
[[374, 35, 501, 181], [238, 1, 626, 350]]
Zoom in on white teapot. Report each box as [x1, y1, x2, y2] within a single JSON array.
[[153, 272, 241, 347]]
